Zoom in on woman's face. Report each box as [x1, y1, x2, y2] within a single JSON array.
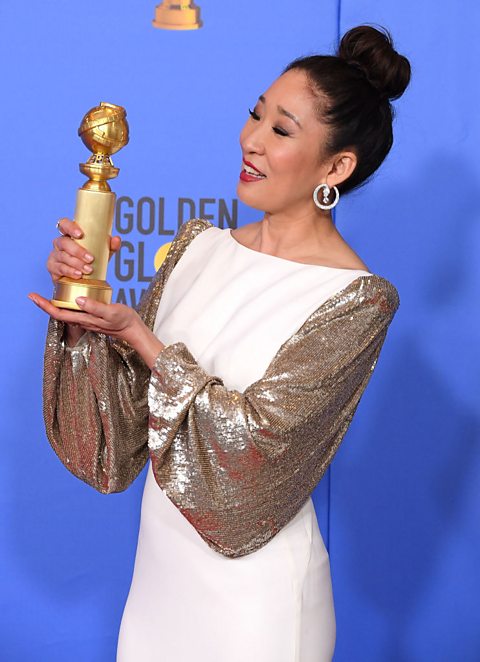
[[237, 69, 331, 216]]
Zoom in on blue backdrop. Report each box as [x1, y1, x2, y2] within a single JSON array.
[[2, 1, 479, 660]]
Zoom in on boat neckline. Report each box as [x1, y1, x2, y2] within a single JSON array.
[[225, 228, 372, 274]]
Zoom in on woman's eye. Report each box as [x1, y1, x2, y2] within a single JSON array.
[[248, 109, 289, 137]]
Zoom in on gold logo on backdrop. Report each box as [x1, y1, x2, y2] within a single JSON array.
[[153, 1, 203, 30], [154, 241, 173, 271], [113, 196, 239, 306]]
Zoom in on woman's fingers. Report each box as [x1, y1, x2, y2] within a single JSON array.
[[47, 218, 119, 295], [30, 293, 137, 347], [29, 293, 85, 322], [28, 293, 109, 330], [75, 298, 134, 335], [48, 229, 95, 283], [53, 235, 94, 264], [55, 249, 93, 276], [47, 253, 91, 282], [75, 296, 112, 319], [54, 219, 94, 266], [57, 217, 83, 239], [108, 235, 122, 260]]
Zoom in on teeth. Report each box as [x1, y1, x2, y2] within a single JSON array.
[[244, 163, 265, 177]]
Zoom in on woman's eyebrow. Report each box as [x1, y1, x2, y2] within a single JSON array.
[[258, 94, 302, 128]]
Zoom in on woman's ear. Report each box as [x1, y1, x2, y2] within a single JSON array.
[[326, 151, 357, 188]]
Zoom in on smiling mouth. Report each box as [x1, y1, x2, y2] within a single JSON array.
[[242, 162, 266, 178]]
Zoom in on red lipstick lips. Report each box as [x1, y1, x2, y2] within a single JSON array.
[[243, 159, 264, 175], [240, 158, 266, 182]]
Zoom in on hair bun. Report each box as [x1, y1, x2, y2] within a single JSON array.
[[337, 25, 411, 101]]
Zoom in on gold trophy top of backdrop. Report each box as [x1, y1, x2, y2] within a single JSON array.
[[152, 1, 203, 30]]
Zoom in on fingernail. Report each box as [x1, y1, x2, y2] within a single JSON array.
[[85, 253, 94, 262], [74, 269, 82, 277], [83, 265, 93, 274], [76, 297, 86, 306], [73, 230, 83, 238]]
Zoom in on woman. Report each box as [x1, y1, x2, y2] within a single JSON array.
[[30, 25, 411, 662]]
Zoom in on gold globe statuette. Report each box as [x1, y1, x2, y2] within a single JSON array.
[[51, 102, 129, 310]]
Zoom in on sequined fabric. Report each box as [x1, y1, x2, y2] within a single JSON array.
[[43, 219, 209, 492], [43, 218, 399, 558]]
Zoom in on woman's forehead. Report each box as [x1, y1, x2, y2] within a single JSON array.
[[260, 71, 322, 126]]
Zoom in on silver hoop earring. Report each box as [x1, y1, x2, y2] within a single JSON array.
[[313, 183, 340, 210]]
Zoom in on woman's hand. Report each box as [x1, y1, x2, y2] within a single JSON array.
[[32, 216, 165, 368], [28, 295, 141, 345], [44, 216, 122, 344], [28, 294, 165, 369], [47, 217, 121, 284]]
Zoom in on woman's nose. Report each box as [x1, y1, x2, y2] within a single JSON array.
[[241, 121, 266, 155]]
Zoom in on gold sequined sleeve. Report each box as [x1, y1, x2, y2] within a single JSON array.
[[42, 218, 211, 493], [148, 274, 400, 558]]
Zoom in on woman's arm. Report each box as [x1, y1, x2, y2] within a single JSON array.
[[146, 274, 400, 558], [122, 318, 166, 371], [42, 301, 166, 492], [43, 317, 151, 493], [38, 218, 213, 493]]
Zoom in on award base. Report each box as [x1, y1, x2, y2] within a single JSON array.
[[51, 277, 112, 311]]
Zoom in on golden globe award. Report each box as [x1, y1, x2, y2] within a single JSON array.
[[51, 102, 129, 310]]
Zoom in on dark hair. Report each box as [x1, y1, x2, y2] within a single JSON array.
[[283, 25, 411, 194]]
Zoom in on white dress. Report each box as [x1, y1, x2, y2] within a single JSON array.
[[117, 225, 372, 662]]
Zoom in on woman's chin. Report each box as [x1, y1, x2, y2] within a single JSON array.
[[236, 183, 267, 210]]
